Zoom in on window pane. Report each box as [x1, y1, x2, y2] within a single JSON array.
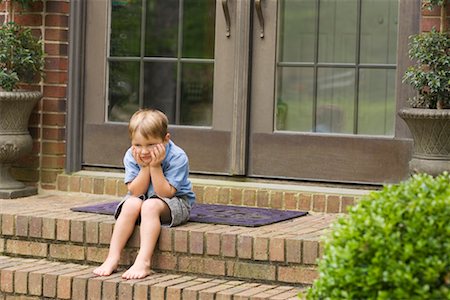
[[360, 0, 398, 64], [182, 0, 216, 59], [316, 68, 355, 133], [358, 69, 395, 135], [108, 61, 140, 122], [277, 67, 314, 131], [180, 63, 213, 126], [143, 62, 177, 123], [318, 0, 357, 63], [110, 0, 142, 57], [145, 0, 179, 57], [279, 0, 316, 63]]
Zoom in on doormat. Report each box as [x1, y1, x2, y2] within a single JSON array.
[[71, 202, 308, 227]]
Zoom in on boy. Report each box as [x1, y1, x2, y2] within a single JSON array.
[[93, 109, 195, 279]]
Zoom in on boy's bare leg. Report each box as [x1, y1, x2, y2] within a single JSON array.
[[93, 197, 142, 276], [122, 199, 171, 279]]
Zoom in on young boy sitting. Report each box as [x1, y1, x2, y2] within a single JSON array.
[[93, 109, 195, 279]]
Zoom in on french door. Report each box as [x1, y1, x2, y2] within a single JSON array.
[[82, 0, 417, 184]]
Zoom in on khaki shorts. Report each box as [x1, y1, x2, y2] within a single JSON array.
[[114, 194, 191, 227]]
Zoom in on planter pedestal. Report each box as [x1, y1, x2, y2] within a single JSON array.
[[398, 108, 450, 176], [0, 90, 41, 199]]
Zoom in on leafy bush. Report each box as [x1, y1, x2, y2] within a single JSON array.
[[403, 29, 450, 109], [0, 22, 44, 91], [307, 173, 450, 300]]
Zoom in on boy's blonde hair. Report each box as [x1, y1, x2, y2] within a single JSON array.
[[128, 109, 168, 140]]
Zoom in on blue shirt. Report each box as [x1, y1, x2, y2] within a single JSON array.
[[123, 140, 196, 206]]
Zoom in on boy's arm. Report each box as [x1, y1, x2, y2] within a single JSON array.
[[127, 166, 151, 196], [149, 143, 177, 198]]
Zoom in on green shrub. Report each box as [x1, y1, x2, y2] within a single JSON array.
[[307, 173, 450, 300]]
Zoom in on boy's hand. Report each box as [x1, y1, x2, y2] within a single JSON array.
[[149, 143, 166, 168], [132, 146, 152, 167]]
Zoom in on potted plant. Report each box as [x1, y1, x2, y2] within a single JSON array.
[[399, 0, 450, 176], [0, 0, 44, 197]]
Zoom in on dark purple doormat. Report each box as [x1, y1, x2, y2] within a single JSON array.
[[71, 202, 308, 227]]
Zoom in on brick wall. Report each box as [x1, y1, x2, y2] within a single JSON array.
[[421, 0, 450, 32], [1, 0, 69, 190]]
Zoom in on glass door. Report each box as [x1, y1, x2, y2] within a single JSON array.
[[82, 0, 249, 175], [248, 0, 412, 184]]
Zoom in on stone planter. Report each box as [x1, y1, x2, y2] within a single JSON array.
[[0, 90, 42, 198], [398, 108, 450, 176]]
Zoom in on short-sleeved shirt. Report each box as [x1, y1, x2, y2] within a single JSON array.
[[123, 140, 196, 206]]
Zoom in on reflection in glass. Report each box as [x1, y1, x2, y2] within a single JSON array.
[[183, 0, 215, 59], [108, 61, 140, 122], [316, 68, 355, 133], [110, 0, 142, 57], [318, 0, 357, 63], [143, 62, 177, 123], [358, 69, 395, 135], [360, 0, 398, 64], [279, 0, 316, 62], [277, 67, 314, 131], [180, 63, 213, 126], [145, 0, 179, 57]]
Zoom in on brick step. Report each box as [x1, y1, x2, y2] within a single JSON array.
[[0, 191, 338, 285], [56, 171, 371, 213], [0, 256, 306, 299]]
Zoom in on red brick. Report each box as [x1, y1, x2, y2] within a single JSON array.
[[242, 189, 256, 206], [237, 234, 252, 259], [45, 28, 68, 42], [45, 57, 68, 71], [421, 17, 441, 31], [189, 230, 205, 255], [298, 193, 312, 211], [80, 177, 93, 193], [342, 196, 355, 212], [15, 215, 29, 236], [42, 127, 65, 140], [158, 227, 173, 251], [253, 236, 268, 261], [14, 14, 42, 26], [46, 1, 69, 13], [45, 14, 69, 27], [256, 190, 270, 208], [42, 98, 66, 112], [217, 187, 230, 204], [286, 238, 302, 263], [178, 257, 225, 276], [93, 178, 104, 194], [42, 113, 66, 126], [43, 141, 66, 155], [227, 262, 276, 281], [222, 232, 237, 257], [204, 186, 219, 203], [14, 1, 43, 12], [270, 191, 283, 209], [326, 195, 341, 213], [303, 240, 319, 265], [41, 156, 65, 168], [312, 194, 326, 212], [284, 192, 298, 210], [174, 229, 188, 253], [278, 266, 318, 284], [43, 85, 67, 98], [230, 188, 243, 205], [45, 43, 68, 56], [269, 236, 285, 262], [42, 169, 63, 184]]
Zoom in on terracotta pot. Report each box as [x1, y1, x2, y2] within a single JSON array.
[[398, 108, 450, 176]]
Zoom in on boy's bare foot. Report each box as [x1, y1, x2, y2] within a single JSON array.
[[122, 261, 152, 279], [93, 257, 119, 276]]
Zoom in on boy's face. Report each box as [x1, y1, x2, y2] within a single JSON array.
[[131, 132, 169, 160]]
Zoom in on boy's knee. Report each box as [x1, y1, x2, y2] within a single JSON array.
[[141, 198, 165, 216], [121, 196, 142, 213]]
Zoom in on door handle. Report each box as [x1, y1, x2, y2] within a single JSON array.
[[255, 0, 264, 38], [222, 0, 231, 37]]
